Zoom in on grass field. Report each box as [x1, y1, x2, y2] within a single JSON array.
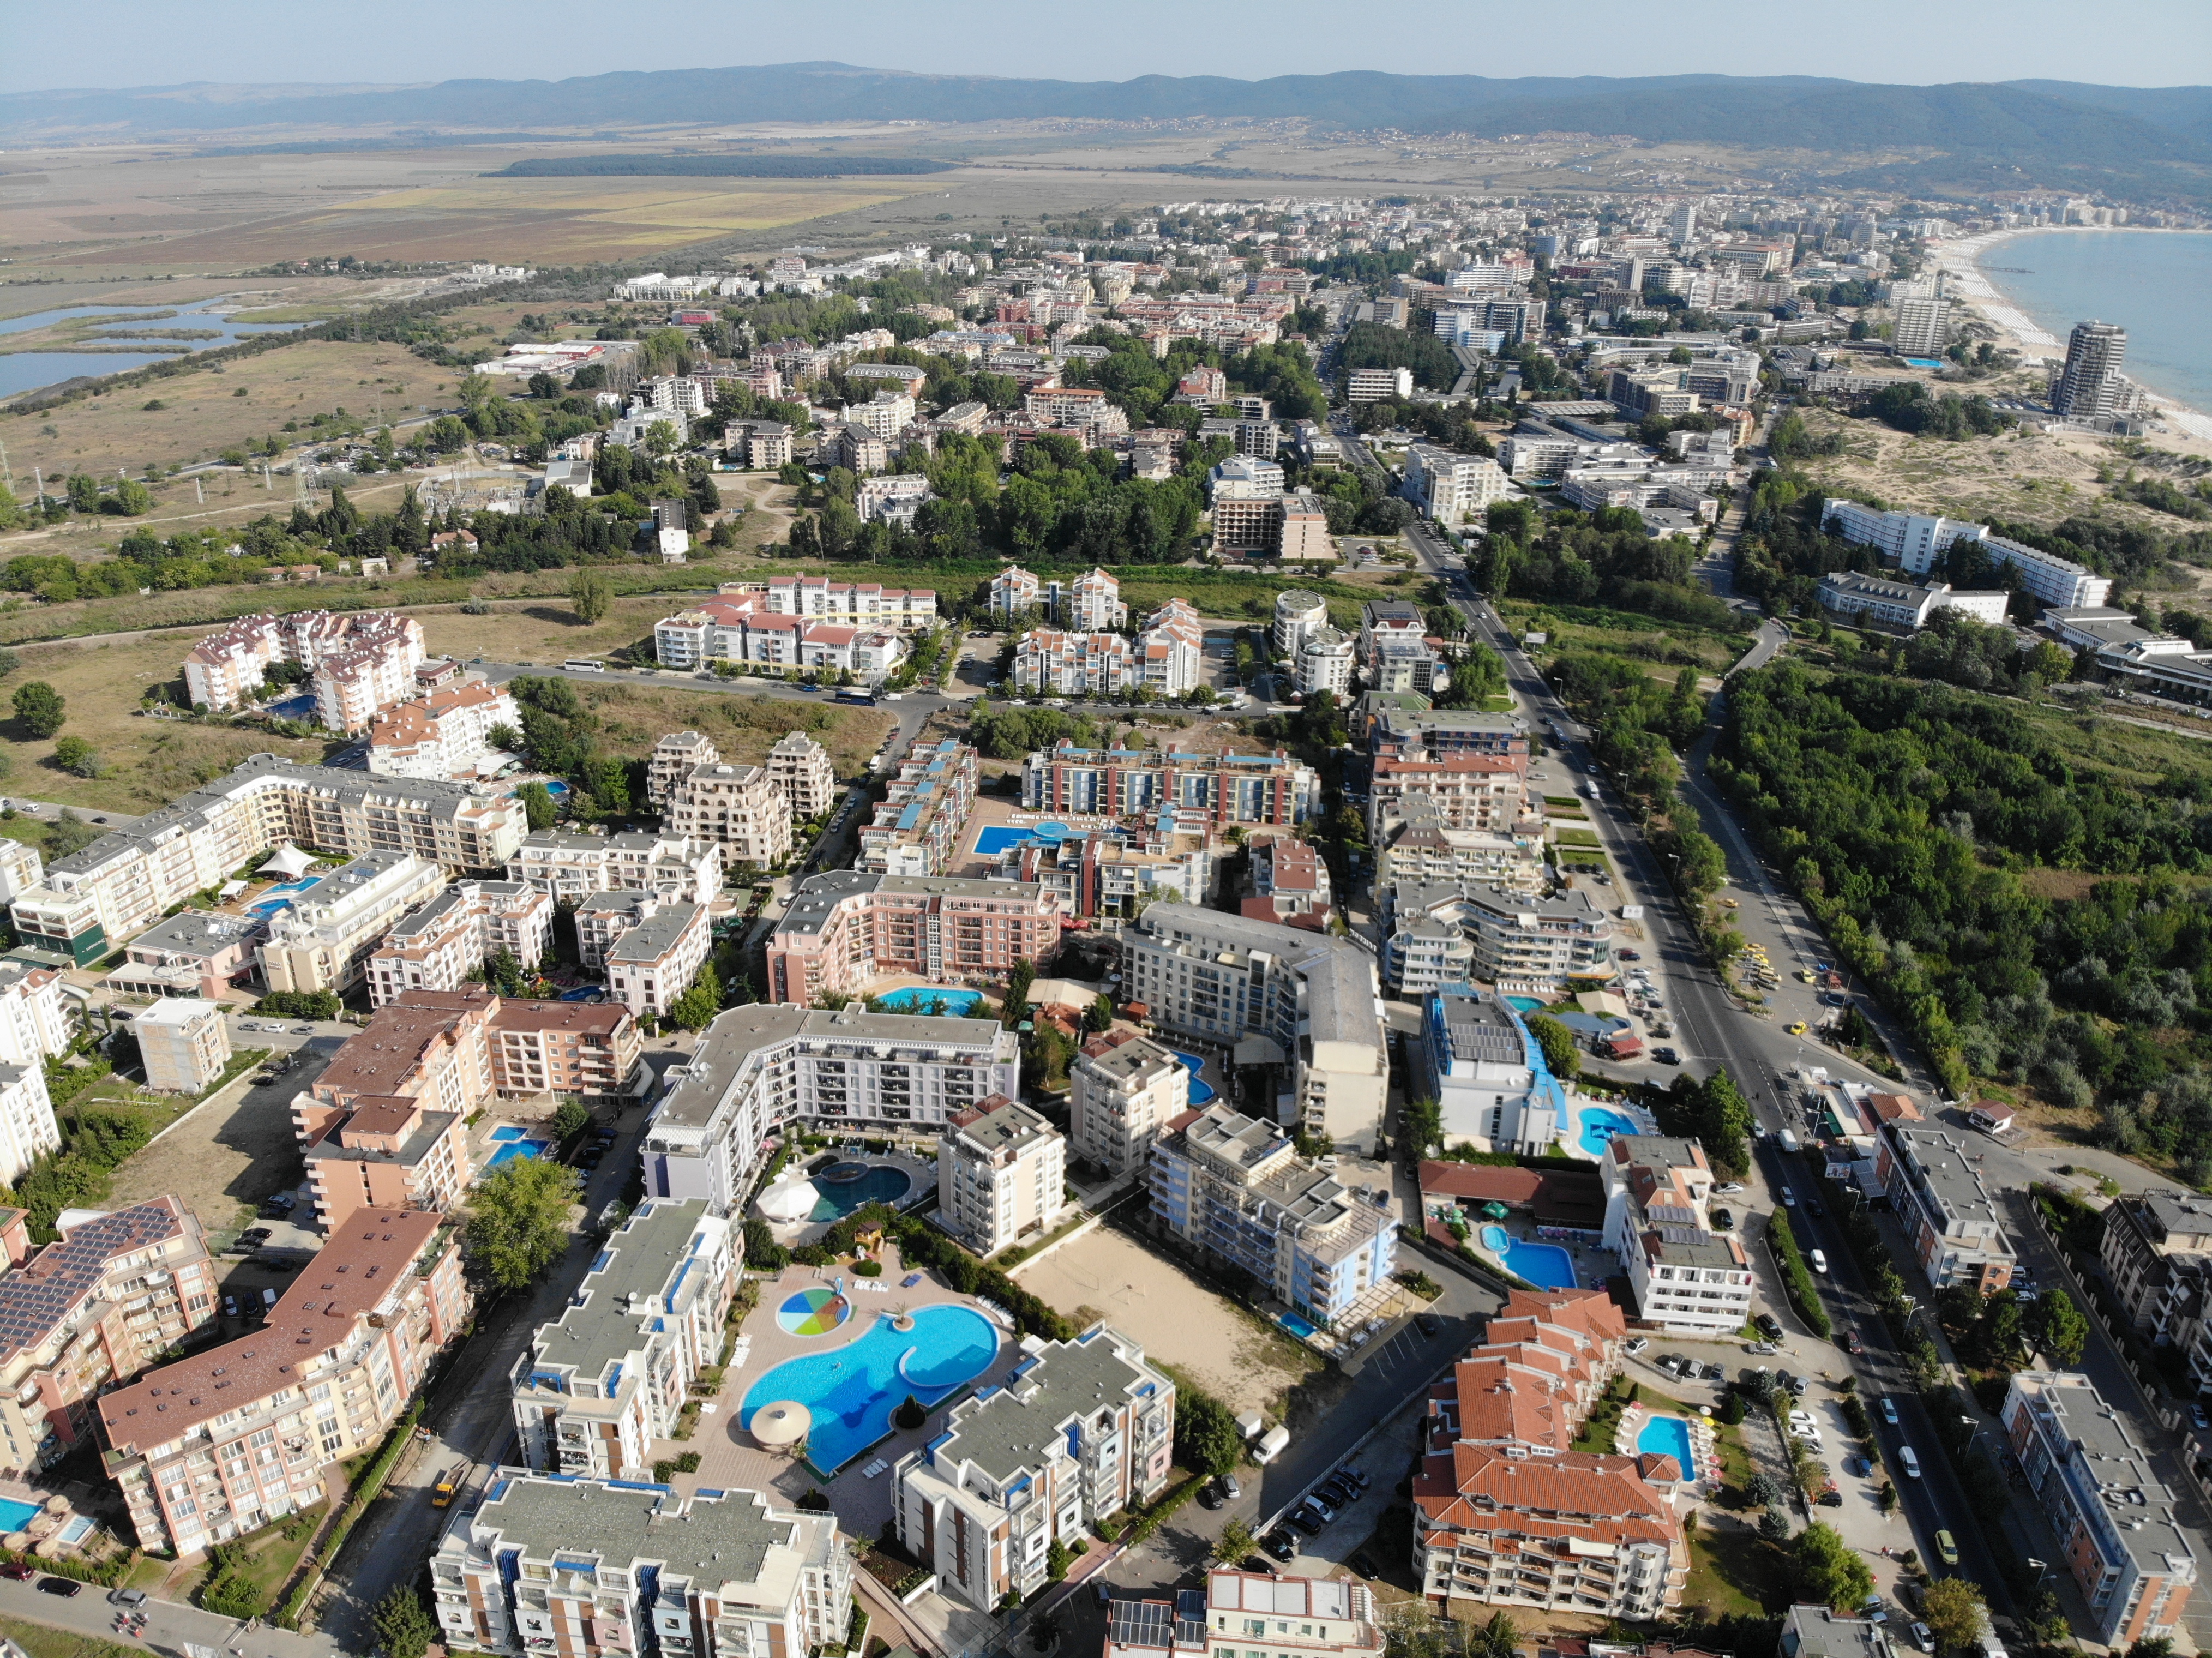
[[0, 1613, 140, 1658], [566, 683, 893, 778]]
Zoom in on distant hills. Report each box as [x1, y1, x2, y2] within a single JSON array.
[[3, 63, 2207, 203]]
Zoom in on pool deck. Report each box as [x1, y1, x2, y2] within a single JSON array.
[[1615, 1401, 1717, 1503], [647, 1251, 1026, 1542], [753, 1150, 940, 1247], [1465, 1217, 1619, 1292]]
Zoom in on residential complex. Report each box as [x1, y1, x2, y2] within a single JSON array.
[[0, 963, 65, 1183], [859, 740, 978, 876], [366, 680, 523, 780], [1874, 1121, 2016, 1291], [1373, 798, 1543, 897], [892, 1326, 1175, 1611], [1013, 628, 1136, 697], [1071, 1030, 1193, 1178], [1819, 499, 2112, 608], [576, 892, 711, 1020], [1402, 446, 1512, 526], [652, 579, 933, 671], [1415, 986, 1571, 1155], [1021, 742, 1319, 827], [134, 995, 232, 1094], [2003, 1370, 2196, 1647], [937, 1097, 1069, 1257], [996, 825, 1217, 919], [765, 870, 1057, 1003], [365, 879, 556, 1007], [1599, 1134, 1755, 1334], [1817, 572, 2010, 631], [8, 757, 527, 967], [434, 1474, 851, 1658], [1121, 905, 1387, 1150], [2100, 1192, 2212, 1384], [182, 610, 425, 729], [1367, 753, 1534, 840], [100, 1208, 471, 1555], [0, 1199, 214, 1476], [507, 828, 724, 906], [666, 763, 792, 868], [643, 1004, 1020, 1210], [1150, 1103, 1399, 1326], [257, 852, 447, 996], [509, 1199, 738, 1479], [488, 1000, 645, 1105], [1384, 882, 1614, 993], [1413, 1287, 1684, 1617], [764, 731, 840, 820]]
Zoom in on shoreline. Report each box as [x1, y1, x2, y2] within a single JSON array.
[[1939, 225, 2212, 444]]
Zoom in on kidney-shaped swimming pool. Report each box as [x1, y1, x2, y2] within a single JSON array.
[[740, 1305, 1000, 1470]]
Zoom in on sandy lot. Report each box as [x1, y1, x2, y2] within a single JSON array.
[[106, 1049, 328, 1235], [1011, 1226, 1320, 1417]]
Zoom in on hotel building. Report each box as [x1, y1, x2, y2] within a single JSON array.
[[1874, 1121, 2017, 1291], [1021, 742, 1319, 828], [365, 879, 556, 1007], [507, 829, 724, 907], [937, 1097, 1069, 1257], [858, 741, 977, 878], [765, 871, 1057, 1005], [1071, 1031, 1191, 1179], [257, 853, 448, 996], [1599, 1135, 1755, 1335]]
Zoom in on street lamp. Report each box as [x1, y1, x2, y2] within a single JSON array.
[[2025, 1558, 2052, 1599]]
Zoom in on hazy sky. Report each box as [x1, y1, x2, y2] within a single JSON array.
[[4, 0, 2207, 95]]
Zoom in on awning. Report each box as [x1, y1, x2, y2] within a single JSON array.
[[260, 843, 316, 880]]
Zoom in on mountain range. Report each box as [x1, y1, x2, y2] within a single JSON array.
[[3, 64, 2207, 203]]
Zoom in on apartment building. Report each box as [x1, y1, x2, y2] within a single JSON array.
[[858, 741, 977, 878], [1273, 591, 1330, 658], [990, 566, 1043, 620], [893, 1326, 1175, 1611], [844, 392, 917, 440], [1891, 294, 1952, 358], [314, 612, 431, 733], [937, 1097, 1069, 1257], [1817, 572, 2010, 631], [575, 894, 710, 1020], [2102, 1193, 2212, 1347], [1415, 986, 1571, 1155], [183, 610, 422, 717], [9, 758, 527, 968], [720, 575, 940, 629], [1367, 753, 1533, 840], [1121, 905, 1387, 1151], [1247, 837, 1331, 924], [765, 731, 839, 821], [0, 840, 40, 909], [1151, 1104, 1398, 1326], [366, 880, 555, 1007], [489, 1001, 644, 1104], [134, 996, 231, 1094], [257, 852, 446, 996], [856, 474, 931, 526], [1779, 1605, 1897, 1658], [724, 419, 794, 470], [2003, 1371, 2197, 1647], [1403, 448, 1512, 527], [1001, 828, 1216, 920], [644, 1002, 1015, 1206], [1347, 367, 1413, 403], [645, 731, 720, 808], [1599, 1135, 1755, 1334], [101, 1209, 469, 1554], [1106, 1572, 1379, 1658], [765, 871, 1058, 1004], [1013, 628, 1135, 698], [1071, 1030, 1190, 1179], [666, 764, 791, 868], [1294, 627, 1355, 697], [1021, 742, 1319, 828], [109, 911, 262, 1001], [1819, 500, 2113, 608], [1874, 1121, 2016, 1291], [1068, 567, 1128, 630], [2055, 320, 2128, 418], [367, 680, 523, 780], [1132, 599, 1205, 696], [1374, 798, 1544, 897], [433, 1474, 851, 1658], [507, 828, 724, 906], [651, 602, 905, 677], [292, 989, 496, 1227], [0, 1198, 214, 1476], [1456, 884, 1616, 990], [509, 1200, 737, 1479], [1210, 494, 1286, 557]]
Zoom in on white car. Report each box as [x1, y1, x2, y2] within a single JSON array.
[[1880, 1397, 1900, 1425], [1810, 1249, 1829, 1272], [1715, 1183, 1745, 1195], [1625, 1337, 1650, 1355]]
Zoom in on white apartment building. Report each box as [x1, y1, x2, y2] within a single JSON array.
[[1817, 572, 2010, 631], [509, 1200, 737, 1480], [7, 758, 526, 969], [843, 391, 916, 439], [855, 473, 933, 525], [646, 730, 719, 809], [893, 1327, 1175, 1611], [1402, 447, 1512, 527], [434, 1475, 852, 1658], [1820, 499, 2113, 608], [183, 610, 421, 716], [574, 893, 711, 1019], [1891, 294, 1952, 357], [366, 680, 522, 780], [937, 1097, 1069, 1257], [366, 880, 556, 1007], [1121, 905, 1387, 1152], [1297, 627, 1356, 696], [314, 612, 430, 734], [642, 1004, 1019, 1211], [1103, 1572, 1380, 1658], [1599, 1134, 1756, 1334], [1013, 628, 1134, 696], [1272, 590, 1330, 658], [1070, 1030, 1191, 1179], [1347, 367, 1414, 403], [1414, 986, 1566, 1155], [0, 840, 41, 908], [0, 965, 65, 1185], [990, 566, 1043, 620], [259, 852, 448, 995], [665, 764, 791, 868], [507, 829, 724, 906], [133, 996, 231, 1094], [1373, 799, 1544, 897], [1454, 883, 1615, 989], [1068, 567, 1128, 630], [764, 731, 838, 820]]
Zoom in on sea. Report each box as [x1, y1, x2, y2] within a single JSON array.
[[1976, 229, 2212, 419]]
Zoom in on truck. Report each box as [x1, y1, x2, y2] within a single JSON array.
[[432, 1461, 472, 1509], [1968, 1601, 2007, 1658], [1777, 1128, 1802, 1155]]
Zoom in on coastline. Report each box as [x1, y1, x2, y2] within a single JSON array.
[[1939, 225, 2212, 445]]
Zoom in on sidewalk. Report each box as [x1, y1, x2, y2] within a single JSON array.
[[0, 1573, 342, 1658]]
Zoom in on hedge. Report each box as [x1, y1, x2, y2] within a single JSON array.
[[274, 1402, 421, 1629], [1766, 1213, 1832, 1338]]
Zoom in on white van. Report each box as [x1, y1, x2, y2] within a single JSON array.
[[1253, 1425, 1291, 1465], [1898, 1445, 1921, 1479]]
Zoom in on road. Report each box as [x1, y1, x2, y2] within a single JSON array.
[[0, 1572, 341, 1658]]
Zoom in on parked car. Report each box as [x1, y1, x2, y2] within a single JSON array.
[[1744, 1341, 1777, 1355], [108, 1589, 147, 1608], [1711, 1207, 1734, 1230], [1218, 1474, 1241, 1501], [1199, 1484, 1225, 1510], [1264, 1529, 1297, 1561], [0, 1563, 32, 1580], [1755, 1313, 1784, 1340], [1714, 1183, 1745, 1195], [1910, 1624, 1935, 1654], [1703, 1362, 1726, 1380], [38, 1578, 81, 1597], [1816, 1487, 1843, 1507], [222, 1295, 238, 1317], [2193, 1402, 2210, 1431], [1287, 1507, 1326, 1536], [1652, 1047, 1681, 1065], [1415, 1312, 1441, 1337], [1625, 1337, 1650, 1355], [1861, 1597, 1889, 1625]]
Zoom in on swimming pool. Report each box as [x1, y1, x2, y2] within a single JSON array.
[[249, 875, 323, 917], [0, 1497, 37, 1533], [1506, 995, 1548, 1012], [1278, 1311, 1319, 1341], [1577, 1106, 1638, 1158], [876, 987, 984, 1016], [807, 1162, 913, 1218], [1637, 1413, 1699, 1480], [741, 1305, 1000, 1471], [973, 821, 1073, 856], [55, 1515, 94, 1545], [1170, 1051, 1216, 1106], [1479, 1224, 1578, 1290], [486, 1125, 552, 1168]]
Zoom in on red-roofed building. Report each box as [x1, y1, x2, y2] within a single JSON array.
[[1418, 1161, 1608, 1233]]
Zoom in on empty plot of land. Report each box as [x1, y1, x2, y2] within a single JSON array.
[[106, 1054, 325, 1234], [1012, 1226, 1319, 1416]]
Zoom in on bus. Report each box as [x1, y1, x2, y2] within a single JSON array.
[[835, 690, 878, 706], [563, 659, 605, 674]]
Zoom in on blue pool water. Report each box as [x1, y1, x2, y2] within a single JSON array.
[[1578, 1106, 1638, 1158], [0, 1497, 38, 1533], [544, 780, 571, 797], [876, 987, 984, 1015], [1278, 1312, 1320, 1341], [741, 1305, 1000, 1471], [1901, 357, 1945, 369], [1170, 1051, 1216, 1106], [804, 1162, 914, 1220], [249, 876, 323, 917], [973, 821, 1073, 856], [490, 1125, 529, 1141], [265, 693, 319, 721], [486, 1128, 551, 1168], [1506, 996, 1547, 1012], [1637, 1413, 1699, 1480], [560, 986, 607, 1002], [1480, 1224, 1578, 1289]]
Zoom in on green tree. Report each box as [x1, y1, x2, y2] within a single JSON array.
[[11, 682, 64, 738], [549, 1098, 593, 1143], [1087, 992, 1114, 1034], [487, 946, 529, 996], [467, 1156, 582, 1290], [1758, 1509, 1791, 1541], [1789, 1521, 1874, 1609], [1470, 1612, 1520, 1658], [1045, 1537, 1071, 1582], [1003, 958, 1036, 1025], [518, 781, 557, 831], [2029, 1286, 2090, 1365], [1921, 1577, 1987, 1654], [50, 736, 98, 776], [110, 478, 153, 515], [1213, 1517, 1259, 1565], [1400, 1096, 1444, 1158], [1523, 1013, 1580, 1080], [570, 566, 612, 626], [488, 723, 522, 752], [668, 962, 724, 1031], [373, 1585, 437, 1658], [1174, 1386, 1244, 1476]]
